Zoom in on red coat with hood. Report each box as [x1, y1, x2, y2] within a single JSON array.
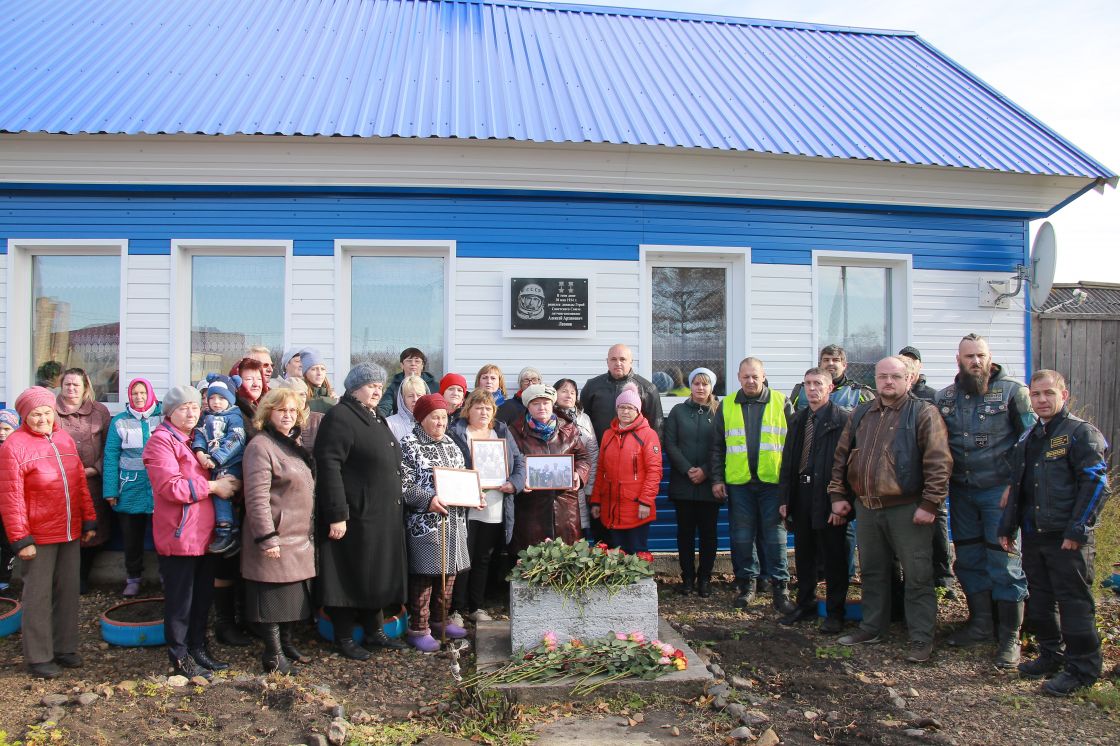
[[0, 419, 96, 550], [591, 414, 662, 530]]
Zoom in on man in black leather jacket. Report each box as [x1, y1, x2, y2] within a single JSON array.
[[999, 369, 1110, 697]]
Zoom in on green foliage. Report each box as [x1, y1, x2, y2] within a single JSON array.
[[1078, 680, 1120, 713], [814, 645, 853, 660], [347, 721, 433, 746], [509, 538, 654, 597], [440, 688, 532, 745], [1092, 471, 1119, 601]]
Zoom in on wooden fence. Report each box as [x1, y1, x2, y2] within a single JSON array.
[[1032, 314, 1120, 466]]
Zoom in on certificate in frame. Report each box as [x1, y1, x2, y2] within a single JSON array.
[[432, 467, 483, 508]]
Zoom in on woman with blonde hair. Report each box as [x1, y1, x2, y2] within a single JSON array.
[[242, 388, 317, 673], [387, 374, 430, 442], [299, 348, 337, 413], [275, 377, 324, 455]]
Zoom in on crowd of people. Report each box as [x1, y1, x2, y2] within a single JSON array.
[[0, 337, 1110, 699]]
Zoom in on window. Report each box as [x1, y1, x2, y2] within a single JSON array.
[[190, 255, 285, 382], [651, 266, 728, 396], [31, 255, 121, 402], [813, 252, 911, 387], [349, 256, 445, 376]]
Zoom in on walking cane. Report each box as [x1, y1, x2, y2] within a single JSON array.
[[439, 511, 448, 647]]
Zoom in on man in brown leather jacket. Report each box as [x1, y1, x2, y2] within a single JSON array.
[[827, 356, 952, 663]]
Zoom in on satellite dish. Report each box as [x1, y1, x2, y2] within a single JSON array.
[[1029, 222, 1057, 312]]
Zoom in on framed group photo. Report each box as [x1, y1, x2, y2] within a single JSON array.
[[470, 439, 509, 489], [432, 467, 483, 507], [525, 454, 575, 491]]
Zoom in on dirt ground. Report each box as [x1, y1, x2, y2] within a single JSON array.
[[0, 573, 1117, 745]]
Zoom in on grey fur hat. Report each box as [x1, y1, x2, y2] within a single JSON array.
[[163, 385, 202, 413], [344, 362, 388, 393]]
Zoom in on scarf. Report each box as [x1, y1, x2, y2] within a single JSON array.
[[525, 411, 558, 442], [555, 405, 579, 423], [493, 389, 506, 407], [125, 377, 159, 420]]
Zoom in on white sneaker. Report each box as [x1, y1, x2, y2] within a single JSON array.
[[469, 609, 493, 623], [447, 611, 465, 627]]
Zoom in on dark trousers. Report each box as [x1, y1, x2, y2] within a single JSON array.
[[605, 523, 650, 555], [117, 513, 151, 578], [327, 606, 385, 642], [933, 508, 953, 582], [791, 491, 850, 618], [159, 554, 217, 661], [21, 540, 81, 665], [674, 500, 719, 583], [0, 513, 14, 585], [452, 520, 504, 613], [1021, 531, 1102, 683]]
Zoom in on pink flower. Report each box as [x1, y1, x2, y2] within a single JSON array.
[[542, 631, 558, 651], [659, 656, 671, 665], [628, 631, 646, 644], [615, 632, 628, 641], [660, 643, 675, 656]]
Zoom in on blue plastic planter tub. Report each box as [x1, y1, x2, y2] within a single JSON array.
[[316, 606, 408, 643], [101, 598, 166, 647], [0, 597, 21, 637], [817, 599, 863, 621]]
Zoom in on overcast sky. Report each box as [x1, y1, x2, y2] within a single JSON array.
[[569, 0, 1119, 283]]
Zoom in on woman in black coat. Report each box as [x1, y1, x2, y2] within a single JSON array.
[[314, 363, 408, 659], [664, 368, 720, 598]]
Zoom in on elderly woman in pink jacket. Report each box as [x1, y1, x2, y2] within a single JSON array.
[[143, 385, 239, 681]]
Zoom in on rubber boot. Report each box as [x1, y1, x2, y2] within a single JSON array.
[[993, 601, 1024, 669], [771, 581, 797, 615], [260, 623, 292, 675], [213, 586, 253, 647], [279, 623, 310, 664], [946, 592, 994, 647]]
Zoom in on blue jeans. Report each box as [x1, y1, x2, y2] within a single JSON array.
[[727, 482, 788, 583], [212, 497, 238, 531], [949, 484, 1027, 602]]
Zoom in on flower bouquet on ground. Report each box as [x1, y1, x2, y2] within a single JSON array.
[[464, 631, 687, 695], [509, 538, 654, 598]]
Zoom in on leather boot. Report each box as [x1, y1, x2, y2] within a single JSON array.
[[260, 623, 292, 675], [213, 586, 253, 647], [946, 592, 993, 647], [771, 581, 797, 615], [993, 601, 1024, 669], [361, 609, 408, 650], [697, 578, 712, 598], [189, 639, 230, 671], [733, 580, 756, 609], [279, 623, 310, 664]]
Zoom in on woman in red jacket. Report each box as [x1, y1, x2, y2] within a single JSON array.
[[590, 385, 662, 554], [0, 387, 96, 678]]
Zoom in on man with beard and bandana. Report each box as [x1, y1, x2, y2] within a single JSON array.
[[935, 333, 1035, 668], [790, 345, 875, 412]]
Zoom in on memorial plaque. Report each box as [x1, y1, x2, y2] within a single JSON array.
[[510, 278, 589, 331]]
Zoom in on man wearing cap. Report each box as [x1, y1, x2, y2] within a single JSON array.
[[790, 345, 875, 412], [936, 333, 1035, 668], [829, 356, 952, 663], [899, 346, 936, 402], [710, 357, 796, 612], [378, 347, 438, 418], [580, 344, 663, 442]]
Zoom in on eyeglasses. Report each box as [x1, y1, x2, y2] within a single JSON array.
[[523, 377, 542, 385], [275, 408, 299, 415]]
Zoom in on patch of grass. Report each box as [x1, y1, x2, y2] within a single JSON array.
[[20, 724, 72, 746], [1079, 680, 1120, 713], [439, 687, 533, 745], [348, 720, 435, 746], [997, 693, 1033, 710], [814, 645, 853, 660], [1092, 475, 1120, 601]]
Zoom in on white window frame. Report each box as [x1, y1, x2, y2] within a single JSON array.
[[638, 245, 750, 408], [810, 250, 913, 363], [334, 240, 456, 376], [169, 239, 292, 388], [5, 238, 128, 407]]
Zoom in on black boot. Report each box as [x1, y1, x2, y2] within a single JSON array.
[[946, 592, 994, 647], [361, 610, 408, 650], [733, 579, 756, 609], [260, 623, 292, 675], [213, 586, 253, 647], [697, 578, 712, 598], [189, 639, 230, 672], [279, 623, 310, 664], [171, 653, 212, 681], [993, 601, 1024, 669], [336, 635, 372, 661], [771, 581, 797, 615]]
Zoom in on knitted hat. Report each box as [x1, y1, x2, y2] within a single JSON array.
[[615, 383, 642, 411], [652, 371, 672, 393], [0, 408, 20, 430], [439, 373, 468, 395], [518, 366, 542, 387], [520, 383, 557, 407], [14, 386, 57, 421], [204, 374, 241, 406], [163, 385, 202, 414], [344, 361, 388, 393], [300, 347, 324, 372], [279, 347, 302, 376], [412, 393, 449, 424], [898, 346, 922, 362], [688, 367, 717, 387], [195, 378, 210, 392]]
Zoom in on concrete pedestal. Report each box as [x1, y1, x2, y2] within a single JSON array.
[[509, 577, 659, 653]]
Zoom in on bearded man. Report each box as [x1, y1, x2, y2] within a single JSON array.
[[935, 333, 1036, 668]]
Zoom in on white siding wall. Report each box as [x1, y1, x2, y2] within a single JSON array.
[[912, 269, 1029, 391], [289, 255, 335, 371], [749, 263, 814, 395], [0, 254, 6, 403], [453, 258, 639, 389], [123, 255, 172, 394]]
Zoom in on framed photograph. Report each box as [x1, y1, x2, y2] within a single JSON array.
[[432, 467, 483, 508], [471, 439, 509, 489], [525, 454, 575, 491]]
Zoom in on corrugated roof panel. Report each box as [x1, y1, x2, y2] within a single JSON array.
[[0, 0, 1112, 180]]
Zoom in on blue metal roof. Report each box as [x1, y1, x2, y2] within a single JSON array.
[[0, 0, 1112, 180]]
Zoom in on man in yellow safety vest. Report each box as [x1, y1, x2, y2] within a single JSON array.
[[710, 357, 796, 612]]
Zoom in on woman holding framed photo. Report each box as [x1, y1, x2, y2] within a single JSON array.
[[448, 389, 526, 622], [507, 384, 591, 553]]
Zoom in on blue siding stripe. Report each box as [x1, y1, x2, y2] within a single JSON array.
[[1, 191, 1027, 271]]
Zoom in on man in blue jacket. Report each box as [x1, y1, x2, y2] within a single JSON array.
[[999, 370, 1110, 696]]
